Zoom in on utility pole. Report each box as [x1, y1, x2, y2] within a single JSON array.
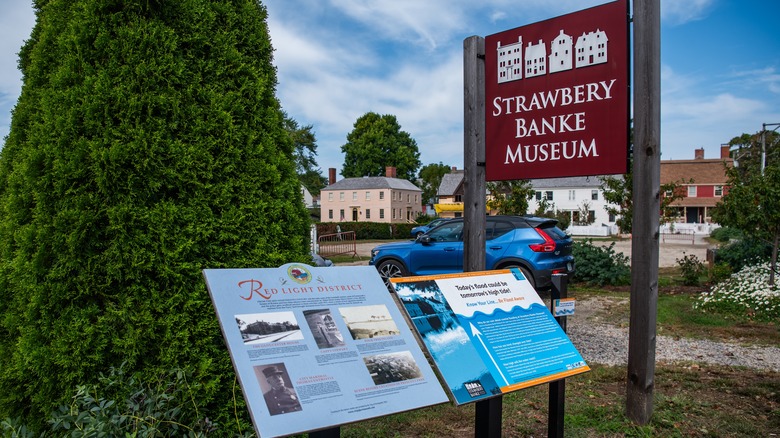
[[761, 122, 780, 175]]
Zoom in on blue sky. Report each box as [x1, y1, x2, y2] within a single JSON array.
[[2, 0, 778, 177]]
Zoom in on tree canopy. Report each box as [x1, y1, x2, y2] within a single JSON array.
[[487, 180, 534, 216], [714, 132, 780, 284], [283, 113, 327, 195], [341, 112, 421, 181], [417, 162, 452, 205], [0, 0, 309, 431]]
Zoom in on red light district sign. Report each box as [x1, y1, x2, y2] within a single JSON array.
[[484, 0, 629, 181]]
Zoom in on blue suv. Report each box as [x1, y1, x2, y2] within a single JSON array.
[[370, 216, 574, 290]]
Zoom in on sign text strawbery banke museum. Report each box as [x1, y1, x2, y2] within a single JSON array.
[[485, 0, 629, 180]]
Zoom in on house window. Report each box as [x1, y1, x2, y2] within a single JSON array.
[[328, 210, 333, 220], [380, 209, 385, 219], [328, 192, 333, 201], [415, 194, 418, 203], [609, 212, 616, 222], [455, 194, 463, 203], [715, 185, 723, 197], [392, 209, 395, 219], [339, 209, 345, 220], [407, 194, 410, 203], [591, 190, 598, 201], [366, 209, 371, 219], [545, 191, 554, 201], [365, 191, 371, 200], [589, 210, 596, 223], [339, 192, 344, 201], [352, 192, 357, 201], [568, 190, 575, 201], [535, 191, 542, 201], [687, 186, 697, 197], [379, 191, 385, 200]]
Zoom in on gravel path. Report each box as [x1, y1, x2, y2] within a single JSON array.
[[566, 297, 780, 372]]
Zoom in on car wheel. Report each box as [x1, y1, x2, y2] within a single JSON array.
[[376, 259, 409, 291]]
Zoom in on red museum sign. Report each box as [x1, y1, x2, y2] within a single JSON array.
[[484, 0, 630, 181]]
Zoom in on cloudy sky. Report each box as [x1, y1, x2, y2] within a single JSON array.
[[2, 0, 779, 177]]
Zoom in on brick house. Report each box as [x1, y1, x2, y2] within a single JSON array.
[[661, 145, 733, 224], [319, 167, 423, 223]]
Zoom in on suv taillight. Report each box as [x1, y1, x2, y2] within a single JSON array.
[[529, 228, 556, 253]]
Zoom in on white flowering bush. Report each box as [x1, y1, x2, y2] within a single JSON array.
[[694, 262, 780, 321]]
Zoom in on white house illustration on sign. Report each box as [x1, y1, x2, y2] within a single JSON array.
[[525, 39, 546, 78], [496, 27, 608, 83], [575, 29, 608, 67], [497, 37, 523, 83]]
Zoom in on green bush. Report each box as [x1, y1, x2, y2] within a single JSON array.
[[714, 239, 772, 272], [0, 1, 308, 432], [709, 227, 743, 242], [2, 366, 255, 437], [676, 252, 705, 286], [708, 263, 732, 283], [571, 239, 631, 286]]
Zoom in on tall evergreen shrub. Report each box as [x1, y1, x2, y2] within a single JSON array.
[[0, 0, 309, 430]]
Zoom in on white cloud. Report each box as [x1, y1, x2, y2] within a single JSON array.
[[661, 0, 714, 25]]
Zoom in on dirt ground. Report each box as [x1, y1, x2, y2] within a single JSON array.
[[351, 235, 713, 268]]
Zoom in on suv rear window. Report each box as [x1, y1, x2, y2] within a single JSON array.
[[539, 224, 568, 240]]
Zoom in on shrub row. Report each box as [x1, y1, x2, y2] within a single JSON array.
[[315, 222, 416, 240]]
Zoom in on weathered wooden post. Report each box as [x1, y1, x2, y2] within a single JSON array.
[[463, 35, 499, 438], [627, 0, 661, 425]]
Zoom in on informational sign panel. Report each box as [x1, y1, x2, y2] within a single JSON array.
[[203, 264, 448, 438], [391, 268, 589, 405], [484, 0, 629, 180]]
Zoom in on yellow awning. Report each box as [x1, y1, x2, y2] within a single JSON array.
[[434, 203, 463, 213], [434, 203, 493, 214]]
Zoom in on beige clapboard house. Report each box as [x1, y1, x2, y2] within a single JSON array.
[[319, 167, 423, 223]]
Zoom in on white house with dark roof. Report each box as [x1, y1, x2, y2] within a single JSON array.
[[434, 171, 619, 233], [319, 167, 422, 223], [528, 176, 617, 228]]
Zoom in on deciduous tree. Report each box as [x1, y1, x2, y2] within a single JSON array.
[[341, 112, 421, 181], [283, 113, 327, 195], [487, 180, 534, 215], [713, 162, 780, 285], [417, 162, 452, 205]]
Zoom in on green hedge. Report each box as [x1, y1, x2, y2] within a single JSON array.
[[316, 222, 416, 240], [0, 1, 307, 433]]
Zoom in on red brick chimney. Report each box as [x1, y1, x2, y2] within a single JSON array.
[[328, 168, 337, 185], [451, 166, 458, 171], [721, 144, 730, 159], [694, 148, 704, 160], [385, 166, 397, 178]]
